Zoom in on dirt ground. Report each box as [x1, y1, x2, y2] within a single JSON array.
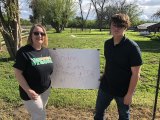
[[1, 105, 160, 120]]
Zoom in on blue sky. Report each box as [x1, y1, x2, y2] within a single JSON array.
[[19, 0, 160, 21], [19, 0, 31, 20]]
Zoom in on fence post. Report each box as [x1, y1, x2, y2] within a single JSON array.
[[152, 59, 160, 120], [0, 41, 1, 50]]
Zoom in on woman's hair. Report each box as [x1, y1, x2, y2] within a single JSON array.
[[27, 24, 48, 47], [110, 13, 131, 29]]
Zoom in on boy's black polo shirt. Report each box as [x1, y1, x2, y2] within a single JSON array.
[[100, 36, 143, 97]]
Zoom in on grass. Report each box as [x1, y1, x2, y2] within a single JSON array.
[[0, 28, 160, 112]]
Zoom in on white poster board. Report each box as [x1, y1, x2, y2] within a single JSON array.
[[50, 48, 100, 89]]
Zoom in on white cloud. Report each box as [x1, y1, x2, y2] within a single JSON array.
[[139, 15, 149, 20], [141, 6, 159, 16], [138, 0, 160, 20], [126, 0, 160, 21], [139, 0, 160, 6]]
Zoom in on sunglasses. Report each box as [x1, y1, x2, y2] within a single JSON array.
[[33, 32, 46, 36]]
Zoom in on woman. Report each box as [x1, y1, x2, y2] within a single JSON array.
[[94, 13, 143, 120], [13, 24, 53, 120]]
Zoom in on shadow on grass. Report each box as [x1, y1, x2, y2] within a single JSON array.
[[0, 57, 13, 62], [47, 32, 62, 34], [136, 40, 160, 53], [73, 33, 107, 36]]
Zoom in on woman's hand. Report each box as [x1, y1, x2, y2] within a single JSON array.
[[26, 89, 39, 100]]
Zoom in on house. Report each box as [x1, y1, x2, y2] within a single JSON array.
[[137, 23, 157, 35], [147, 22, 160, 33]]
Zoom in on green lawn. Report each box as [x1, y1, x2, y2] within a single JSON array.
[[0, 28, 160, 111]]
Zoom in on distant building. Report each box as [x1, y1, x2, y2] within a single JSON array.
[[137, 23, 157, 35], [147, 22, 160, 33]]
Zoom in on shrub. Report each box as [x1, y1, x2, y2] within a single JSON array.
[[150, 33, 160, 41]]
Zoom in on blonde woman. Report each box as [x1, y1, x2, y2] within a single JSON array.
[[13, 24, 53, 120]]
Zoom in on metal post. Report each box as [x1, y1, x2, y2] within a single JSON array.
[[152, 59, 160, 120], [42, 16, 45, 26]]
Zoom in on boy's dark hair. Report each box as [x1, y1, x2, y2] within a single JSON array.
[[111, 13, 131, 28]]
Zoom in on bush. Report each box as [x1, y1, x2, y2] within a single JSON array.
[[150, 33, 160, 41]]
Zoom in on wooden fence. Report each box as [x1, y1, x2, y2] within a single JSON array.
[[0, 28, 30, 50]]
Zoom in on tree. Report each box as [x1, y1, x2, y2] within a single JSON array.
[[61, 0, 75, 30], [78, 0, 91, 31], [90, 0, 142, 30], [0, 0, 22, 59], [91, 0, 108, 31], [29, 0, 48, 24], [30, 0, 75, 33], [152, 9, 160, 19], [103, 0, 142, 27], [49, 0, 67, 33], [49, 0, 75, 32], [115, 0, 142, 26]]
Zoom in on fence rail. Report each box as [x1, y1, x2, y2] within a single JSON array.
[[0, 29, 29, 50]]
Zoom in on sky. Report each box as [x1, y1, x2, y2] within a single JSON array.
[[19, 0, 160, 21], [19, 0, 31, 20], [136, 0, 160, 21]]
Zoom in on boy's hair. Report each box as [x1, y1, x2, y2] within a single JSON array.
[[111, 13, 131, 28]]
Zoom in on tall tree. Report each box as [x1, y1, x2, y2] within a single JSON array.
[[152, 9, 160, 19], [61, 0, 75, 30], [91, 0, 142, 30], [78, 0, 91, 31], [0, 0, 22, 59], [115, 0, 142, 26], [91, 0, 108, 31], [29, 0, 47, 24], [49, 0, 75, 32], [30, 0, 75, 33], [103, 0, 142, 27]]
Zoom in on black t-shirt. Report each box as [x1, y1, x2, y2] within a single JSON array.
[[100, 36, 143, 97], [13, 44, 53, 100]]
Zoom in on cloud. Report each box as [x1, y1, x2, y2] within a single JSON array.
[[139, 0, 160, 6], [139, 15, 149, 20], [138, 0, 160, 21], [126, 0, 160, 20]]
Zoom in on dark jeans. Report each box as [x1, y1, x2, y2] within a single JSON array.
[[94, 89, 130, 120]]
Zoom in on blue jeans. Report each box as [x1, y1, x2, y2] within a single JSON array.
[[94, 89, 130, 120]]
